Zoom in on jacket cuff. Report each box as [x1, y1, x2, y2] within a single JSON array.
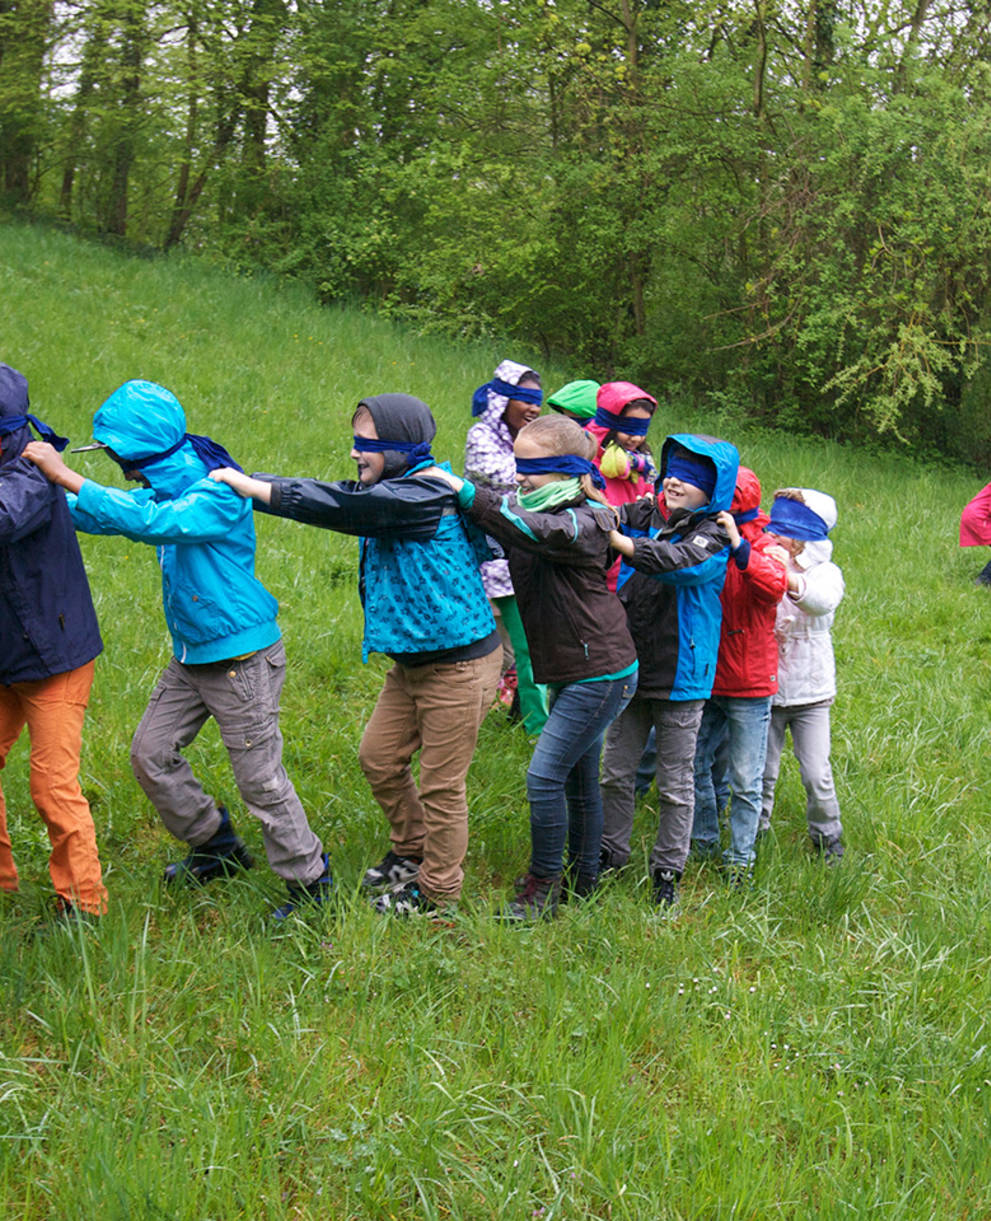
[[732, 539, 751, 569], [456, 479, 476, 510]]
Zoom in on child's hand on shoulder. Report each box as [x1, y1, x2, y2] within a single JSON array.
[[421, 466, 464, 492], [765, 543, 790, 568], [716, 510, 740, 550]]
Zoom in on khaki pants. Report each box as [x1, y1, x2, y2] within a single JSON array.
[[0, 660, 108, 914], [358, 648, 501, 900]]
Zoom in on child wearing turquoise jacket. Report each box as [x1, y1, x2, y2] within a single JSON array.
[[25, 380, 331, 919]]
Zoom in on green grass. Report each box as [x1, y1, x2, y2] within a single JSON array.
[[2, 218, 991, 1218]]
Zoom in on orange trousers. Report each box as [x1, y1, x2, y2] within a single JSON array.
[[0, 660, 107, 914]]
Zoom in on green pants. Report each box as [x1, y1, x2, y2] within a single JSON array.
[[494, 595, 549, 736]]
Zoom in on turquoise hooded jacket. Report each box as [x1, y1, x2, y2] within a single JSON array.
[[68, 380, 280, 664]]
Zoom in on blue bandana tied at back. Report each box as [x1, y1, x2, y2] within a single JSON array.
[[515, 453, 606, 490], [0, 414, 69, 451], [471, 378, 543, 418], [765, 497, 829, 541], [593, 406, 651, 436], [118, 434, 243, 474]]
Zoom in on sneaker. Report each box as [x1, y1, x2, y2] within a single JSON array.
[[371, 877, 453, 918], [651, 868, 680, 909], [497, 872, 562, 921], [723, 865, 753, 890], [361, 850, 422, 891], [164, 805, 254, 885], [272, 854, 334, 920], [977, 560, 991, 586], [812, 834, 844, 863], [559, 870, 598, 905]]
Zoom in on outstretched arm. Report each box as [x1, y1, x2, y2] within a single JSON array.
[[23, 441, 85, 495], [210, 467, 273, 504]]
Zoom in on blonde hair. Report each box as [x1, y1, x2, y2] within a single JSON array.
[[517, 416, 618, 520]]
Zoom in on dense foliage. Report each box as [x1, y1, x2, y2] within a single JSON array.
[[3, 1, 991, 460]]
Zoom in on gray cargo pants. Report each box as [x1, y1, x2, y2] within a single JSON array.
[[130, 641, 325, 885], [600, 693, 704, 875]]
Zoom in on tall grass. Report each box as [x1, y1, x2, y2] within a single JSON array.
[[1, 219, 990, 1219]]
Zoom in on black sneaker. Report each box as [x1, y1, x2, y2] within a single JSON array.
[[361, 850, 422, 891], [371, 877, 454, 919], [812, 834, 844, 863], [164, 805, 254, 885], [272, 853, 334, 920], [53, 895, 100, 926], [498, 872, 563, 921], [651, 868, 681, 910], [977, 560, 991, 586]]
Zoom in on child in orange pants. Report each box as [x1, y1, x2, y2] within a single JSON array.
[[0, 363, 106, 918]]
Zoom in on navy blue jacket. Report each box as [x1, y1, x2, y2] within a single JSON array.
[[0, 366, 102, 684], [617, 433, 738, 700]]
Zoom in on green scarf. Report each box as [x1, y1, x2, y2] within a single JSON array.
[[518, 477, 584, 512]]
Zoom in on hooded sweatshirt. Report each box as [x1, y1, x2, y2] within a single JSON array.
[[259, 393, 498, 666], [770, 489, 844, 706], [616, 434, 738, 701], [463, 359, 535, 599], [68, 379, 280, 664], [710, 467, 788, 698], [0, 364, 102, 683]]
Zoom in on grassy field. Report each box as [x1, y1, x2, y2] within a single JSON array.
[[1, 220, 990, 1219]]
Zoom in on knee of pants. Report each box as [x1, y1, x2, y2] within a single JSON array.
[[29, 773, 84, 817], [358, 738, 410, 788], [130, 725, 176, 788]]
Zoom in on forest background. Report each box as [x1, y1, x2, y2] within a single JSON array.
[[3, 0, 991, 464]]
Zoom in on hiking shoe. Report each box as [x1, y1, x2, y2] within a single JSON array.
[[812, 834, 844, 863], [164, 805, 254, 885], [272, 854, 334, 920], [361, 850, 422, 891], [497, 872, 562, 921], [371, 877, 454, 918], [651, 868, 681, 909]]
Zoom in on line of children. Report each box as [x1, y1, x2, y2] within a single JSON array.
[[13, 359, 845, 924]]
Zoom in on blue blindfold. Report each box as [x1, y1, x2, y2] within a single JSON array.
[[665, 453, 717, 500], [515, 454, 606, 490], [0, 413, 69, 452], [471, 378, 543, 417], [594, 406, 651, 436], [352, 435, 435, 467], [765, 498, 829, 541]]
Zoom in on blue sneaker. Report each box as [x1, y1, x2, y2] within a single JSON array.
[[272, 854, 334, 920]]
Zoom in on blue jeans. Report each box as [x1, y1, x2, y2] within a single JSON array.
[[526, 673, 637, 878], [692, 695, 772, 868]]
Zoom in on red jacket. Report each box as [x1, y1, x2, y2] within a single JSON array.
[[960, 482, 991, 546], [712, 467, 788, 698]]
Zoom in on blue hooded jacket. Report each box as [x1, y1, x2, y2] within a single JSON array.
[[0, 364, 103, 683], [68, 380, 279, 664], [616, 433, 738, 700]]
